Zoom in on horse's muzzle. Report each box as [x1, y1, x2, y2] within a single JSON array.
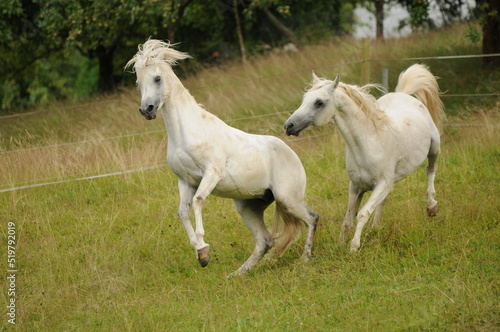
[[284, 121, 301, 136], [139, 104, 157, 120]]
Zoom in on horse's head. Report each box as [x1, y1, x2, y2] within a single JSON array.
[[284, 72, 339, 136], [134, 65, 166, 120], [126, 39, 191, 120]]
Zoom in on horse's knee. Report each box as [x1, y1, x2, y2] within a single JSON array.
[[357, 210, 370, 225], [192, 195, 204, 209]]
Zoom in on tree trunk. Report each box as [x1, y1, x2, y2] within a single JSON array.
[[96, 45, 115, 93], [262, 7, 300, 46], [234, 0, 247, 63], [167, 0, 193, 43], [374, 0, 384, 40], [482, 0, 500, 68]]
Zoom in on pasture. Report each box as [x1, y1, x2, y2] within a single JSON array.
[[1, 24, 499, 330]]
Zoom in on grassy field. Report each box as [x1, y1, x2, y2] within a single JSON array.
[[1, 23, 499, 330]]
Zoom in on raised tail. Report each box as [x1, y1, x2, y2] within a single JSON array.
[[272, 203, 303, 256], [395, 64, 446, 128]]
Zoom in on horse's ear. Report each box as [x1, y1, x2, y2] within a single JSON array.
[[328, 74, 340, 94], [333, 74, 340, 89], [311, 71, 320, 84]]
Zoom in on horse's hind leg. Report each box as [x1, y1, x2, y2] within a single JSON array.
[[275, 202, 319, 261], [303, 207, 319, 261], [228, 198, 274, 278], [426, 138, 440, 216]]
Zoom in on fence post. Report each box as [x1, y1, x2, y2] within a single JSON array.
[[381, 68, 389, 94], [361, 38, 371, 84]]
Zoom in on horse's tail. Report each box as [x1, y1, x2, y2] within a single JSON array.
[[272, 203, 303, 256], [395, 64, 446, 128]]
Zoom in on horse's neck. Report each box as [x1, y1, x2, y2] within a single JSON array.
[[161, 77, 207, 147], [334, 90, 380, 153]]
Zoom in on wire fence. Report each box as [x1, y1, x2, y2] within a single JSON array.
[[1, 53, 499, 193]]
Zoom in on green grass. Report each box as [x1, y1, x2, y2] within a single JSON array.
[[1, 23, 499, 330]]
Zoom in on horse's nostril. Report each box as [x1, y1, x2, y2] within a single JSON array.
[[147, 105, 154, 112]]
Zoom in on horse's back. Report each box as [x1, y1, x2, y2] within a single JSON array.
[[377, 92, 438, 133]]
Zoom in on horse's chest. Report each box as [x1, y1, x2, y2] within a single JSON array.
[[167, 150, 204, 186], [347, 167, 377, 190]]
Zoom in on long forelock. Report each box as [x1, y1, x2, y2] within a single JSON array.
[[125, 39, 191, 73]]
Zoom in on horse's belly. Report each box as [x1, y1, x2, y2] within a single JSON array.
[[394, 151, 428, 182], [212, 161, 270, 199], [211, 181, 267, 199]]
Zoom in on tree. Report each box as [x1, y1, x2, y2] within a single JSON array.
[[2, 0, 195, 93], [1, 0, 354, 111], [234, 0, 248, 62], [476, 0, 500, 68], [246, 1, 300, 46], [374, 0, 384, 39]]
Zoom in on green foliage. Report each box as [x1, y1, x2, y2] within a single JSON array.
[[0, 0, 356, 113], [465, 27, 481, 43], [0, 51, 98, 112], [74, 57, 99, 98]]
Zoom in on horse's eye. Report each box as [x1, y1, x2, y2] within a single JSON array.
[[154, 76, 161, 83], [314, 99, 324, 108]]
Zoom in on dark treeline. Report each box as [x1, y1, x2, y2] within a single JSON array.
[[0, 0, 496, 113]]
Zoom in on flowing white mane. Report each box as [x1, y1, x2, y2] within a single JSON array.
[[125, 39, 191, 72], [309, 79, 388, 127], [337, 82, 388, 126]]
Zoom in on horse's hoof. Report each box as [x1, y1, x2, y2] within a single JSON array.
[[350, 242, 360, 252], [226, 270, 242, 279], [197, 246, 211, 267], [427, 203, 439, 217]]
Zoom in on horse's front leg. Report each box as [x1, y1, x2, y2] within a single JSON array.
[[192, 167, 222, 267], [371, 198, 386, 229], [177, 179, 198, 251], [350, 183, 392, 252], [340, 182, 363, 243]]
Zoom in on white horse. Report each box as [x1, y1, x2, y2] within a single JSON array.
[[284, 64, 445, 252], [126, 39, 319, 277]]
